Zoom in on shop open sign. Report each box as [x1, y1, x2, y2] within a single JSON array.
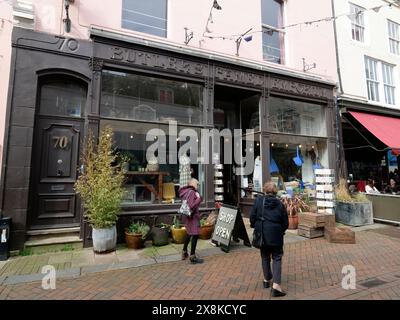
[[212, 205, 238, 247]]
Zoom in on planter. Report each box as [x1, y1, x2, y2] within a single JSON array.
[[335, 201, 373, 227], [152, 225, 170, 246], [288, 215, 299, 230], [171, 227, 187, 244], [199, 224, 214, 240], [92, 226, 117, 253], [125, 231, 144, 249]]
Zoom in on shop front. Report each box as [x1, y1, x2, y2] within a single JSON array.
[[340, 98, 400, 224], [0, 27, 337, 250]]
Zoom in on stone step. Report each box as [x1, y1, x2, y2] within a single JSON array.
[[25, 235, 83, 247], [26, 227, 80, 236]]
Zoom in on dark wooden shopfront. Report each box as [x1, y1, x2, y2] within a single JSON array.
[[0, 27, 337, 250]]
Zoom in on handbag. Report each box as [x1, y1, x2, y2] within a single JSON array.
[[252, 197, 265, 249], [178, 199, 192, 217]]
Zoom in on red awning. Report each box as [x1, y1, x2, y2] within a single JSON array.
[[349, 111, 400, 149]]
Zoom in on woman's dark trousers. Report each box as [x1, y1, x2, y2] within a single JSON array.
[[260, 245, 283, 284], [183, 234, 199, 255]]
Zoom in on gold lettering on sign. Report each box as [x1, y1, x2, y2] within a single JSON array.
[[53, 136, 69, 149]]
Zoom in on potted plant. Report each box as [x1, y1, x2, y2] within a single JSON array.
[[335, 179, 373, 226], [74, 127, 125, 253], [125, 221, 150, 249], [281, 195, 310, 229], [199, 215, 214, 240], [152, 222, 170, 246], [170, 215, 187, 244]]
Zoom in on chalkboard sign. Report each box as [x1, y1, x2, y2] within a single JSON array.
[[211, 204, 250, 252], [212, 204, 238, 248]]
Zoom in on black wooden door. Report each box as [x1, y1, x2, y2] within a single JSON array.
[[30, 118, 84, 229]]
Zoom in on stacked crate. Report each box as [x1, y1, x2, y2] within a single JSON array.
[[297, 169, 335, 239], [214, 164, 224, 203]]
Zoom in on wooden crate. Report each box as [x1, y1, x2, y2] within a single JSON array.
[[297, 224, 325, 239], [298, 212, 327, 228], [324, 214, 336, 230], [324, 227, 355, 244]]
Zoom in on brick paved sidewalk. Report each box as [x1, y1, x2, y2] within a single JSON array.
[[1, 225, 400, 300]]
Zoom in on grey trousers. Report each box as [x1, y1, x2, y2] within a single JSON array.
[[260, 246, 283, 284]]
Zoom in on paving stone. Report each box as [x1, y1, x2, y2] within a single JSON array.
[[154, 254, 181, 264]]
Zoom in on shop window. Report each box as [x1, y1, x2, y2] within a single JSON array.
[[268, 97, 327, 137], [269, 135, 329, 193], [240, 134, 262, 196], [122, 0, 167, 38], [100, 120, 205, 206], [101, 70, 203, 125], [39, 80, 86, 117], [261, 0, 284, 64]]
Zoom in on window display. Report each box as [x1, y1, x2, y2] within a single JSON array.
[[101, 70, 204, 125], [100, 120, 204, 206], [268, 97, 327, 137]]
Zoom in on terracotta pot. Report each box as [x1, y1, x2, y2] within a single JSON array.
[[125, 231, 144, 249], [288, 215, 299, 230], [199, 224, 214, 240], [171, 227, 187, 244]]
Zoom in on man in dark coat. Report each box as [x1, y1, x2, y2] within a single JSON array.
[[178, 178, 203, 264], [250, 182, 288, 297]]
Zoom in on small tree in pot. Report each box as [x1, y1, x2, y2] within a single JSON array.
[[75, 127, 125, 253], [281, 195, 310, 230]]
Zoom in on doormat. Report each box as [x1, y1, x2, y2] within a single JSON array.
[[359, 278, 388, 288]]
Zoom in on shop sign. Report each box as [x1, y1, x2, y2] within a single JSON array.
[[212, 204, 239, 247], [215, 67, 264, 87], [109, 47, 207, 77]]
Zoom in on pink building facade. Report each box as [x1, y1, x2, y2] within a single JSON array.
[[0, 1, 338, 250]]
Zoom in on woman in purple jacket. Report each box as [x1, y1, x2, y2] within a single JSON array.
[[178, 178, 204, 264]]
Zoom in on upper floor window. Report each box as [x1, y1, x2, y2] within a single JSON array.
[[364, 57, 379, 102], [122, 0, 167, 37], [261, 0, 284, 64], [388, 20, 400, 55], [382, 63, 395, 105], [350, 3, 365, 42]]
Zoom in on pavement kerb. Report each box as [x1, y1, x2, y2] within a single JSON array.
[[0, 243, 254, 286]]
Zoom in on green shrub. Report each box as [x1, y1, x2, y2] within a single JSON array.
[[74, 127, 125, 229], [126, 221, 150, 239]]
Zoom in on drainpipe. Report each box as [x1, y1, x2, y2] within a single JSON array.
[[331, 0, 346, 179]]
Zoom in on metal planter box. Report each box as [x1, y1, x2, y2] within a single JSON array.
[[335, 201, 373, 227]]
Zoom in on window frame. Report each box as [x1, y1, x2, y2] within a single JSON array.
[[364, 56, 380, 102], [349, 2, 365, 43], [388, 20, 400, 55], [382, 62, 396, 105], [121, 0, 168, 38], [261, 0, 285, 64]]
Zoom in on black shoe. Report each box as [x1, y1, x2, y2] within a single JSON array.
[[263, 280, 270, 289], [181, 251, 188, 260], [271, 288, 286, 297], [189, 255, 204, 264]]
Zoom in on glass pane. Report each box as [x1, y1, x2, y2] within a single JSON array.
[[122, 0, 167, 37], [40, 81, 86, 117], [268, 97, 327, 137], [269, 135, 329, 189], [263, 30, 282, 63], [240, 94, 260, 130], [101, 70, 204, 125], [261, 0, 282, 27], [100, 120, 205, 206]]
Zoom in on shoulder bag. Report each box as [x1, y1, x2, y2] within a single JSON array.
[[252, 196, 265, 249]]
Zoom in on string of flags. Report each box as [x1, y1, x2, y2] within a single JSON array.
[[203, 0, 400, 41]]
